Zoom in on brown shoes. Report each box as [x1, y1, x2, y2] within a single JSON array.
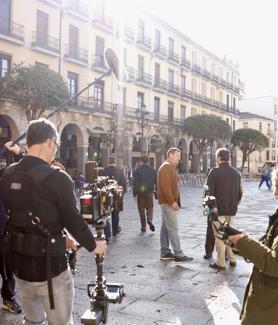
[[209, 262, 225, 270]]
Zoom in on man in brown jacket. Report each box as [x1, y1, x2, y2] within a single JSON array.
[[157, 147, 193, 263]]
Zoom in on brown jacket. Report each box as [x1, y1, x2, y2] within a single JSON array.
[[236, 210, 278, 325], [157, 161, 180, 206]]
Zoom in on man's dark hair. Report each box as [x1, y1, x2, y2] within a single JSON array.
[[216, 147, 230, 162], [108, 155, 116, 164], [167, 147, 181, 157], [26, 118, 59, 147], [141, 155, 149, 164]]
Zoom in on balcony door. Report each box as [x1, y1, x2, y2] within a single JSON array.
[[154, 63, 160, 85], [69, 25, 78, 58], [37, 10, 48, 45], [168, 102, 174, 123], [0, 0, 11, 34], [138, 55, 144, 80], [95, 36, 105, 65]]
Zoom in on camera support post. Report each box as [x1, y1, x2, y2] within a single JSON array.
[[80, 176, 125, 325]]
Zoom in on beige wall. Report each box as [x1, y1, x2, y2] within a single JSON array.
[[0, 0, 240, 172]]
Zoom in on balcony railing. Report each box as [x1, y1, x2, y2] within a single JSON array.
[[219, 78, 227, 88], [180, 57, 191, 70], [152, 78, 167, 92], [92, 13, 113, 32], [192, 63, 201, 75], [167, 52, 180, 64], [153, 44, 167, 58], [125, 66, 135, 81], [70, 97, 114, 115], [226, 82, 233, 90], [65, 0, 89, 20], [135, 70, 152, 86], [136, 35, 152, 50], [64, 45, 88, 65], [180, 89, 193, 100], [202, 69, 211, 79], [39, 0, 61, 7], [91, 54, 108, 72], [211, 74, 218, 84], [124, 27, 134, 42], [167, 84, 180, 96], [0, 20, 24, 42], [233, 86, 240, 94], [31, 31, 59, 54]]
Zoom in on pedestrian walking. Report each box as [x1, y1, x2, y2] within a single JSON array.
[[228, 169, 278, 325], [258, 163, 271, 190], [157, 148, 193, 263], [206, 147, 242, 270], [100, 156, 126, 241], [133, 155, 157, 233]]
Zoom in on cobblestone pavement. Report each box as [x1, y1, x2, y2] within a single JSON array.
[[1, 180, 276, 324]]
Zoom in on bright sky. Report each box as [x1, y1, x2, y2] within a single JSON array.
[[107, 0, 278, 99]]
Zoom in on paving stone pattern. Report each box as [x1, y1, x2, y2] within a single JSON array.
[[0, 181, 276, 324]]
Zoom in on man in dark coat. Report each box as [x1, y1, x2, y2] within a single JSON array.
[[133, 155, 157, 232], [101, 156, 126, 240], [206, 147, 242, 270]]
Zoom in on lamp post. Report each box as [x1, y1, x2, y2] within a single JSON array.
[[135, 102, 149, 155]]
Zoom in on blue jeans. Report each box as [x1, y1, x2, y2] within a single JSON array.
[[160, 204, 184, 257], [0, 252, 15, 301], [104, 211, 120, 238], [15, 269, 74, 325], [259, 175, 271, 189]]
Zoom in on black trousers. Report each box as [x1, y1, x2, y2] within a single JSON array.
[[205, 216, 215, 256], [0, 252, 15, 301]]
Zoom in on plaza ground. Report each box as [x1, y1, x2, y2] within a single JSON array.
[[1, 180, 275, 324]]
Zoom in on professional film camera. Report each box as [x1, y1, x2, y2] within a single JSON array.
[[202, 195, 242, 241], [80, 173, 125, 324]]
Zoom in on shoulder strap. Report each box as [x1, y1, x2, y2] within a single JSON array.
[[24, 164, 58, 184]]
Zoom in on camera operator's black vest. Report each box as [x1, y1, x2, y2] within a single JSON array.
[[0, 162, 66, 309]]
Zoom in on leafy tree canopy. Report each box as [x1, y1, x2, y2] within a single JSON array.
[[231, 128, 269, 153], [184, 114, 232, 154], [231, 128, 269, 172], [0, 63, 69, 121]]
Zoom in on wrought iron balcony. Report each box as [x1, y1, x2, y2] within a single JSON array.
[[125, 66, 135, 81], [192, 92, 203, 103], [226, 82, 233, 90], [202, 69, 211, 80], [180, 57, 191, 70], [124, 27, 135, 42], [192, 63, 201, 75], [167, 52, 179, 65], [219, 78, 227, 88], [31, 31, 59, 55], [64, 0, 89, 21], [152, 78, 167, 93], [180, 89, 193, 100], [167, 83, 180, 97], [91, 54, 108, 73], [0, 20, 24, 44], [211, 74, 218, 84], [92, 13, 113, 32], [64, 45, 88, 66], [153, 44, 167, 58], [135, 70, 152, 87], [70, 97, 114, 116], [233, 86, 240, 94], [136, 34, 152, 51], [39, 0, 61, 7]]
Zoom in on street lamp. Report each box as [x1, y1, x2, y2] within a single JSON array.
[[135, 102, 149, 155]]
